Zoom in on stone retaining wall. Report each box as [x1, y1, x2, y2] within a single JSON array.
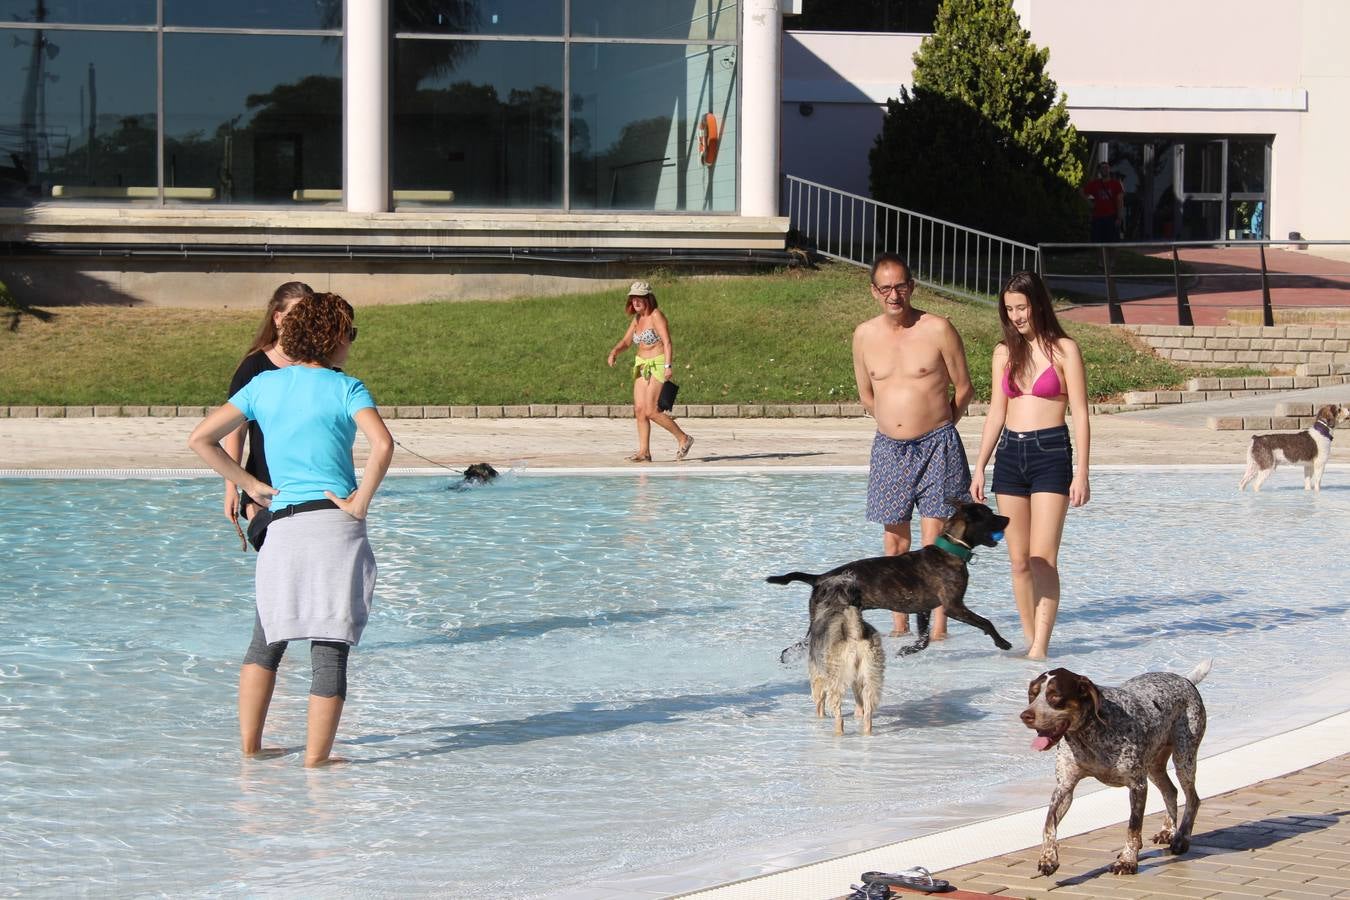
[[1124, 324, 1350, 369], [0, 401, 1137, 419]]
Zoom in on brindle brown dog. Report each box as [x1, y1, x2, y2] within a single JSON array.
[[771, 500, 1012, 659], [1020, 661, 1210, 877]]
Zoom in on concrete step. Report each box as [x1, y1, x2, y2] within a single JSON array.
[[1126, 374, 1350, 409], [1273, 400, 1350, 417], [1294, 362, 1350, 377], [1208, 412, 1350, 431]]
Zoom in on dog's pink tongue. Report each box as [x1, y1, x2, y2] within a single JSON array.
[[1031, 734, 1054, 752]]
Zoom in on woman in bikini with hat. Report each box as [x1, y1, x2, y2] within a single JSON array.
[[971, 271, 1091, 660], [606, 281, 694, 462]]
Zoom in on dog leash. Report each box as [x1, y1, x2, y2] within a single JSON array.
[[391, 436, 461, 472]]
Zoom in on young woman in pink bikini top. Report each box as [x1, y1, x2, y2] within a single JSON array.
[[970, 271, 1091, 660]]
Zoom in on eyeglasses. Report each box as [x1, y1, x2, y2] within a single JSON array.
[[872, 282, 914, 296], [347, 326, 358, 342]]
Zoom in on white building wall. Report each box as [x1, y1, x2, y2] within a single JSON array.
[[1297, 0, 1350, 241], [781, 31, 922, 198], [780, 0, 1349, 240]]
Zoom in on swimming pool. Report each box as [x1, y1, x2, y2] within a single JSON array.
[[2, 470, 1348, 897]]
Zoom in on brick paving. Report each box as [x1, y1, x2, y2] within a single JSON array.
[[1055, 247, 1350, 327], [925, 754, 1350, 899]]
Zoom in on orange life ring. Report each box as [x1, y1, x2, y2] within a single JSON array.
[[697, 113, 720, 166]]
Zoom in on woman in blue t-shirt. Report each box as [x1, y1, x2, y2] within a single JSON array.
[[189, 292, 394, 767]]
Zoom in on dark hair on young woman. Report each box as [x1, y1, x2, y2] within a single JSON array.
[[279, 292, 356, 365], [998, 271, 1069, 386], [243, 281, 314, 358]]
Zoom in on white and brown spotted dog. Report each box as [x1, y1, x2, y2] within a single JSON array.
[[1239, 403, 1347, 492], [806, 573, 884, 736], [1020, 661, 1210, 877]]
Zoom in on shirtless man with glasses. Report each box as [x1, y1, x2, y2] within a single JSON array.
[[852, 253, 975, 638]]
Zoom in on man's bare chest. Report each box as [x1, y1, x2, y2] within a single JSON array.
[[865, 338, 945, 382]]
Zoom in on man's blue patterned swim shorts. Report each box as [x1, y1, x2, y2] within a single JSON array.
[[865, 422, 971, 524]]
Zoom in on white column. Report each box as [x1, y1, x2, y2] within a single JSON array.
[[344, 0, 389, 213], [740, 0, 782, 217]]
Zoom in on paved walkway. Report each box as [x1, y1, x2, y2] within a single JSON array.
[[1055, 246, 1350, 327], [0, 409, 1296, 471], [930, 753, 1350, 899], [1114, 382, 1350, 426]]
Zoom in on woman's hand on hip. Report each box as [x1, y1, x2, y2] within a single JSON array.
[[327, 489, 369, 520], [245, 480, 277, 509]]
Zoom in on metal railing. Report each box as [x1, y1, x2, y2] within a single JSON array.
[[1037, 239, 1350, 326], [784, 175, 1038, 303]]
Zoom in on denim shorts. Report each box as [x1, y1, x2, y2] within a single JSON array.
[[991, 425, 1073, 496]]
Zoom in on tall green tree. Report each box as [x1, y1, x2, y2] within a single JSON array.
[[868, 0, 1087, 244]]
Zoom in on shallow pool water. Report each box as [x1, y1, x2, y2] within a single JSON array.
[[2, 470, 1347, 897]]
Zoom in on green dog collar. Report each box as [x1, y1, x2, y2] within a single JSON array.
[[933, 534, 973, 562]]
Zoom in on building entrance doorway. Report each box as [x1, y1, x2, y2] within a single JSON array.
[[1089, 135, 1271, 241]]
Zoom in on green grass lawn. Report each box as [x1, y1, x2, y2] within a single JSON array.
[[0, 263, 1240, 406]]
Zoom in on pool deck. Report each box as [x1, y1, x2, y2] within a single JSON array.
[[3, 394, 1350, 900], [922, 748, 1350, 899], [0, 404, 1324, 471]]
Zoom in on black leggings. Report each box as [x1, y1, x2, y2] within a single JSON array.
[[241, 615, 350, 699]]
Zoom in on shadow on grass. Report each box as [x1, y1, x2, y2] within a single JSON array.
[[1, 281, 55, 332]]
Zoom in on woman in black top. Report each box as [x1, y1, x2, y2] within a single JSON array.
[[223, 281, 314, 526]]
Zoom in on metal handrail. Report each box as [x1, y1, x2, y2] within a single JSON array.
[[1038, 239, 1350, 326], [784, 175, 1038, 304]]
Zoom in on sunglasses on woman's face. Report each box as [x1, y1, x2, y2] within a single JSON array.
[[347, 326, 358, 342]]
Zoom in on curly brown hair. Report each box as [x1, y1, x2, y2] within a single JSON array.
[[279, 291, 355, 365]]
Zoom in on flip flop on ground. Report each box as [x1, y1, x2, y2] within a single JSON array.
[[861, 867, 952, 893]]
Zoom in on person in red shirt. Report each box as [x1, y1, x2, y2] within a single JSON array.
[[1083, 161, 1124, 242]]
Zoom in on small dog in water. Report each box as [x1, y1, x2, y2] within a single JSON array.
[[448, 462, 499, 491], [1020, 661, 1210, 876], [771, 500, 1012, 659], [1239, 403, 1347, 492], [806, 573, 883, 735], [462, 462, 499, 485]]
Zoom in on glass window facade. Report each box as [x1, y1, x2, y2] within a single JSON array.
[[0, 29, 157, 203], [569, 43, 737, 211], [571, 0, 736, 40], [163, 34, 341, 203], [392, 39, 564, 208], [0, 1, 740, 212], [164, 0, 341, 30], [1090, 135, 1272, 241], [394, 0, 562, 36], [394, 0, 739, 211], [0, 1, 154, 25]]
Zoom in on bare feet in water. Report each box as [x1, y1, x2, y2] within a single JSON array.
[[244, 747, 289, 760], [304, 756, 349, 769]]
